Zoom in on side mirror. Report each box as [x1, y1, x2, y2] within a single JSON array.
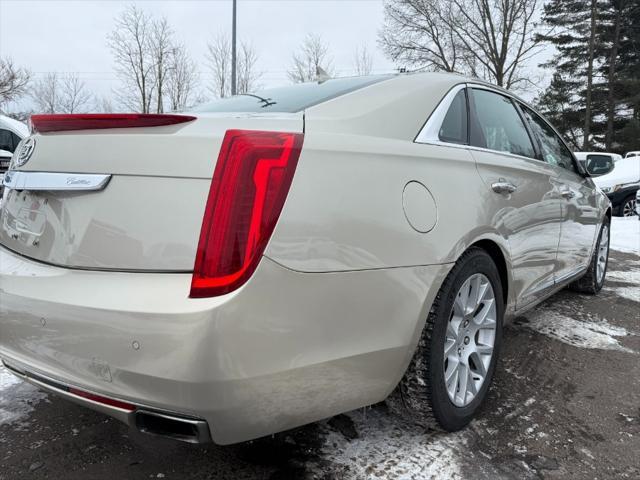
[[0, 149, 13, 160], [586, 157, 615, 177]]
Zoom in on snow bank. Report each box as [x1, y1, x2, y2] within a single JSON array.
[[610, 217, 639, 254]]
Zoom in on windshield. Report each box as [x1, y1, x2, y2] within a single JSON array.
[[191, 75, 394, 113]]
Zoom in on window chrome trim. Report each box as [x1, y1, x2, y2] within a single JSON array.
[[415, 83, 467, 145], [2, 171, 111, 192], [415, 81, 584, 176]]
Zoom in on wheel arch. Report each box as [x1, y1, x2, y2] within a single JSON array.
[[468, 239, 509, 306]]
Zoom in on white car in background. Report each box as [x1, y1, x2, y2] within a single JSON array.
[[579, 154, 640, 217], [0, 115, 29, 196], [0, 74, 614, 444]]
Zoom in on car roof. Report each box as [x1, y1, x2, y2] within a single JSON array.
[[0, 115, 29, 137]]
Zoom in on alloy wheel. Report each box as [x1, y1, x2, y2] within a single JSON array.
[[597, 224, 609, 284], [623, 199, 637, 217], [443, 273, 497, 407]]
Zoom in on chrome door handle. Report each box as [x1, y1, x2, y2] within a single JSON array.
[[491, 180, 517, 194], [560, 189, 575, 199]]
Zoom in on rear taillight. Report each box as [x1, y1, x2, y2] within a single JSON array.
[[190, 130, 303, 298], [30, 114, 196, 133]]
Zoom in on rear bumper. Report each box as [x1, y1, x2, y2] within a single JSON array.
[[0, 245, 450, 444], [2, 360, 212, 443]]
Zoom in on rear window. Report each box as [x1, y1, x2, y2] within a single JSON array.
[[191, 75, 394, 113]]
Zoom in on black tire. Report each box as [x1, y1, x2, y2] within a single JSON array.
[[389, 247, 504, 432], [569, 217, 610, 294]]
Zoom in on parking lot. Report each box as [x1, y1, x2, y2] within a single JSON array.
[[1, 218, 638, 480]]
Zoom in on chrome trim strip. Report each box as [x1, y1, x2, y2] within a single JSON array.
[[2, 171, 111, 192]]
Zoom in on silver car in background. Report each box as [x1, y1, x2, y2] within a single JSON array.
[[0, 73, 613, 444]]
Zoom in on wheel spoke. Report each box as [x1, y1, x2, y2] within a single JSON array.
[[457, 363, 469, 405], [467, 366, 478, 395], [469, 275, 482, 313], [446, 360, 459, 398], [474, 299, 495, 327], [469, 351, 488, 378], [444, 338, 457, 357]]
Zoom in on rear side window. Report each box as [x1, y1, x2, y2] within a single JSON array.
[[439, 89, 468, 144], [586, 154, 614, 176], [0, 129, 20, 153], [191, 75, 394, 113], [470, 89, 535, 159], [520, 106, 576, 173]]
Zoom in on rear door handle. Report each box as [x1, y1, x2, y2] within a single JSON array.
[[491, 180, 517, 194]]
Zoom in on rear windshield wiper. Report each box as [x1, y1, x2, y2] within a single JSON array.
[[238, 93, 277, 108]]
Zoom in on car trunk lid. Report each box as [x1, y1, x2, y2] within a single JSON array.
[[0, 113, 303, 271]]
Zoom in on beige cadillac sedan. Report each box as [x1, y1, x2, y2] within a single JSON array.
[[0, 73, 612, 444]]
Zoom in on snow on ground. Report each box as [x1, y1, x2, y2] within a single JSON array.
[[610, 216, 640, 254], [311, 407, 505, 480], [317, 409, 466, 479], [524, 309, 635, 354], [604, 268, 640, 303], [0, 365, 47, 429]]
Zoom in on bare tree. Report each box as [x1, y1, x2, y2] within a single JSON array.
[[236, 42, 262, 94], [206, 35, 262, 98], [0, 57, 31, 107], [30, 73, 59, 113], [288, 33, 334, 83], [206, 34, 231, 98], [380, 0, 462, 73], [380, 0, 541, 89], [353, 45, 374, 75], [60, 74, 93, 113], [30, 73, 92, 114], [166, 44, 199, 111], [96, 95, 115, 113], [150, 17, 174, 113], [108, 5, 155, 112]]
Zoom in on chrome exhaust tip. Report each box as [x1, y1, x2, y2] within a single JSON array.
[[134, 410, 212, 444]]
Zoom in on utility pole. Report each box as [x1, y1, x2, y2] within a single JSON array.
[[231, 0, 237, 96]]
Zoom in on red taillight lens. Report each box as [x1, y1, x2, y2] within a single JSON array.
[[190, 130, 303, 298], [68, 388, 136, 411], [30, 114, 196, 133]]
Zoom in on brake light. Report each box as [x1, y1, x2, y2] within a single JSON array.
[[190, 130, 303, 298], [69, 388, 136, 411], [30, 114, 196, 133]]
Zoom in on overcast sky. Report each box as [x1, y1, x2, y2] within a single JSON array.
[[0, 0, 550, 112], [0, 0, 400, 111]]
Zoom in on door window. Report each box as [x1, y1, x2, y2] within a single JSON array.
[[438, 89, 468, 145], [520, 106, 577, 174], [470, 89, 535, 159]]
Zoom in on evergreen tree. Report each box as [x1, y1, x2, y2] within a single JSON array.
[[536, 0, 604, 150], [538, 0, 640, 153]]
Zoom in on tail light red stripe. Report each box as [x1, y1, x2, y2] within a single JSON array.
[[30, 114, 196, 133], [190, 129, 303, 298]]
